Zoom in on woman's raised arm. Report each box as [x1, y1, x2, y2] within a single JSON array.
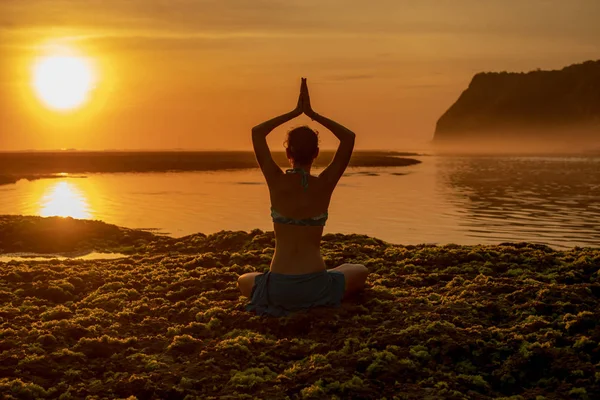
[[302, 79, 356, 186], [252, 80, 304, 184]]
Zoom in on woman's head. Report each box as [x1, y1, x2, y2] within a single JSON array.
[[285, 126, 319, 166]]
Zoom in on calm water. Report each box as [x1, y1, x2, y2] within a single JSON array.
[[1, 156, 599, 249]]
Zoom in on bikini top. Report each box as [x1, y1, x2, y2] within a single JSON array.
[[270, 168, 329, 226]]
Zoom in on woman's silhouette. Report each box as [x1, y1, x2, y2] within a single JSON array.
[[238, 78, 368, 316]]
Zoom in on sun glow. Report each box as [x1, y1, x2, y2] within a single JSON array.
[[39, 181, 92, 219], [32, 46, 97, 111]]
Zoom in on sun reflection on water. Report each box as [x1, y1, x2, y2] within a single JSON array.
[[39, 180, 92, 219]]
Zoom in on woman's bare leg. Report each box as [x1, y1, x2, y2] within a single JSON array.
[[237, 272, 263, 298], [330, 263, 368, 298]]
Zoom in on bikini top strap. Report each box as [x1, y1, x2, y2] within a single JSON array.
[[285, 168, 309, 191]]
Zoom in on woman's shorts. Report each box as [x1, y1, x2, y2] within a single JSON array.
[[246, 270, 346, 317]]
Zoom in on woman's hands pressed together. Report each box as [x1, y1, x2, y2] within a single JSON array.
[[300, 78, 316, 118], [292, 79, 304, 118], [293, 77, 314, 118]]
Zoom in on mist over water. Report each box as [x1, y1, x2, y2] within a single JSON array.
[[1, 155, 599, 249], [432, 128, 600, 155]]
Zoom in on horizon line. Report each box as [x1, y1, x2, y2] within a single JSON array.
[[0, 148, 424, 153]]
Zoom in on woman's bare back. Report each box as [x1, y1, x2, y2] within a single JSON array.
[[269, 173, 333, 274]]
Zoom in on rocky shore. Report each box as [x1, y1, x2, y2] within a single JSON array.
[[0, 216, 598, 399]]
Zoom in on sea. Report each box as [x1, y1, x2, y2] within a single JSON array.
[[1, 155, 599, 249]]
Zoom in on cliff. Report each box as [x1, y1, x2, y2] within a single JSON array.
[[434, 60, 600, 149]]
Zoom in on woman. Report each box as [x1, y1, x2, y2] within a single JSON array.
[[238, 78, 368, 316]]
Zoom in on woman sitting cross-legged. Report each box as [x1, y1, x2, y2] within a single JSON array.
[[237, 78, 369, 316]]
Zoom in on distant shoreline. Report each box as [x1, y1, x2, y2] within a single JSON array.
[[0, 150, 422, 185], [0, 174, 70, 186]]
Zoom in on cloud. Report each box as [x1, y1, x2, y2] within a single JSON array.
[[325, 74, 374, 82], [399, 83, 445, 89], [0, 0, 309, 35], [2, 0, 599, 51], [82, 34, 249, 54]]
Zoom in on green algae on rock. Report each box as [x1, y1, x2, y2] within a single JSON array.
[[0, 215, 599, 399]]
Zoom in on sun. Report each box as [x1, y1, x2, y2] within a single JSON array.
[[32, 49, 96, 111]]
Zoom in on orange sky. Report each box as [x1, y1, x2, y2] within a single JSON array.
[[1, 0, 599, 151]]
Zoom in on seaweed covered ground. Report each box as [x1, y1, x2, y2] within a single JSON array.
[[1, 216, 599, 399]]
